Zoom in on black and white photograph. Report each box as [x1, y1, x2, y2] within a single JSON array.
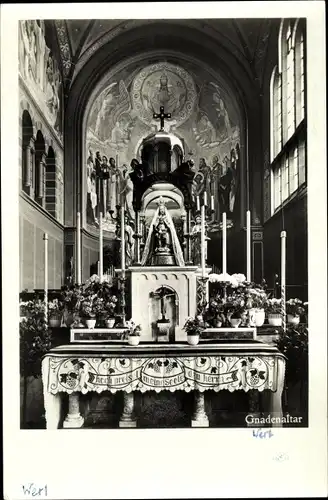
[[1, 2, 327, 499]]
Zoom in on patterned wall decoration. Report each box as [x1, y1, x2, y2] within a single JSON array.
[[85, 60, 243, 233]]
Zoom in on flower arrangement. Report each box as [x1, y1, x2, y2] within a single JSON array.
[[104, 295, 118, 319], [48, 298, 64, 316], [61, 284, 83, 313], [79, 296, 97, 318], [245, 287, 268, 310], [286, 298, 305, 317], [122, 320, 142, 338], [183, 316, 205, 336], [266, 298, 282, 314]]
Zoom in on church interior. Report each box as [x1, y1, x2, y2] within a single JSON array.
[[19, 18, 308, 429]]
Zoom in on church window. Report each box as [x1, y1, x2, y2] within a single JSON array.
[[270, 19, 306, 214], [34, 130, 47, 208]]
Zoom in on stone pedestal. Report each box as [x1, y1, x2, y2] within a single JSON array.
[[119, 392, 137, 428], [63, 392, 84, 428], [191, 391, 209, 427]]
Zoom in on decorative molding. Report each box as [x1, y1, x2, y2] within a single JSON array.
[[55, 20, 73, 78], [252, 231, 263, 241]]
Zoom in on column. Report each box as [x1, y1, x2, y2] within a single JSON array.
[[181, 213, 187, 262], [119, 392, 137, 428], [63, 392, 84, 428], [25, 137, 35, 197], [191, 391, 209, 427]]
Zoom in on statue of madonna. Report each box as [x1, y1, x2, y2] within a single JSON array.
[[141, 197, 185, 266]]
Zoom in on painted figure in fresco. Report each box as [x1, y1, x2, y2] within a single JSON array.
[[228, 146, 239, 214], [199, 157, 212, 201], [106, 157, 118, 214], [86, 149, 97, 224], [210, 155, 224, 220], [218, 155, 234, 215], [118, 164, 134, 221], [124, 213, 135, 268], [190, 214, 202, 265], [19, 21, 31, 78], [28, 21, 38, 81]]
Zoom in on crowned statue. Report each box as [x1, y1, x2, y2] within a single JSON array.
[[141, 197, 185, 266]]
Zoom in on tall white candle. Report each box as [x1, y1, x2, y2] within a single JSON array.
[[246, 210, 251, 282], [222, 212, 227, 277], [99, 212, 103, 283], [76, 212, 81, 284], [43, 233, 48, 325], [196, 196, 200, 212], [281, 231, 287, 331], [210, 195, 214, 212], [203, 192, 207, 207], [201, 204, 206, 277], [121, 204, 125, 278]]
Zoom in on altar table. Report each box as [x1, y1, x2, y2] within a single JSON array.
[[41, 341, 286, 429]]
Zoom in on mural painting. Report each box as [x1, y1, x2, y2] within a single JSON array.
[[85, 61, 242, 232]]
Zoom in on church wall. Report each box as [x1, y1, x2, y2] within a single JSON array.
[[20, 196, 64, 291]]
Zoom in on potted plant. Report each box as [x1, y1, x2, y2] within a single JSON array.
[[225, 293, 246, 328], [266, 298, 282, 326], [60, 284, 83, 326], [79, 296, 97, 328], [48, 298, 64, 327], [20, 295, 52, 428], [244, 285, 268, 327], [205, 298, 225, 327], [286, 298, 305, 325], [183, 316, 204, 345], [104, 295, 118, 328], [122, 320, 142, 346]]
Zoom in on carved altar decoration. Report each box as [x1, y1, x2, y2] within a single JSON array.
[[19, 20, 62, 138]]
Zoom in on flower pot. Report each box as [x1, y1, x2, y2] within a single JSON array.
[[84, 318, 96, 329], [230, 318, 242, 328], [287, 314, 300, 326], [268, 314, 282, 327], [254, 309, 265, 327], [49, 315, 62, 328], [187, 334, 199, 345], [105, 318, 116, 328], [248, 308, 257, 327], [214, 319, 222, 328], [128, 335, 140, 346]]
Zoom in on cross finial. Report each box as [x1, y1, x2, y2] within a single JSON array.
[[153, 106, 171, 131]]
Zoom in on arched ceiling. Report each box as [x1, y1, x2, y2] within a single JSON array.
[[53, 19, 276, 90]]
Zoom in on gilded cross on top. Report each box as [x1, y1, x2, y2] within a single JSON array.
[[153, 106, 171, 131]]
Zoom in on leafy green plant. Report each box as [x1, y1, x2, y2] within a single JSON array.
[[20, 294, 52, 427], [274, 325, 308, 383], [183, 316, 205, 336]]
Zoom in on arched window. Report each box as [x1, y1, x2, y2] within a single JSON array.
[[34, 130, 46, 208], [46, 146, 57, 217], [281, 21, 295, 142], [21, 110, 35, 195], [294, 21, 305, 127], [270, 66, 282, 161], [271, 19, 306, 214]]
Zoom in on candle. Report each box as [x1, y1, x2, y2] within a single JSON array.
[[211, 195, 214, 212], [196, 196, 200, 212], [76, 212, 81, 284], [43, 233, 48, 326], [99, 212, 103, 283], [203, 192, 207, 207], [201, 204, 206, 277], [280, 231, 287, 332], [222, 212, 227, 278], [246, 210, 251, 282], [121, 204, 125, 278]]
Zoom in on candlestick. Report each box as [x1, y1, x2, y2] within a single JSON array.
[[246, 210, 251, 282], [201, 204, 206, 277], [99, 212, 103, 283], [280, 230, 287, 332], [43, 233, 48, 326], [222, 212, 227, 277], [196, 196, 200, 212], [76, 212, 81, 284]]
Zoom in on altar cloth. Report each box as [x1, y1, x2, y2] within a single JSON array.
[[42, 341, 285, 394]]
